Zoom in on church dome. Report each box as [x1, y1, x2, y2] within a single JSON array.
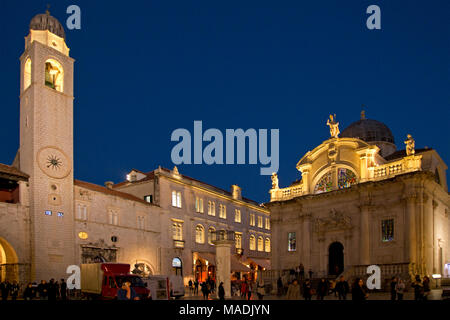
[[341, 118, 394, 144], [29, 10, 65, 39], [340, 112, 396, 157]]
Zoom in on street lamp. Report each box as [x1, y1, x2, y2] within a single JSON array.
[[432, 274, 441, 289]]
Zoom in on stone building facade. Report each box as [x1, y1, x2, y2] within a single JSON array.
[[266, 113, 450, 286]]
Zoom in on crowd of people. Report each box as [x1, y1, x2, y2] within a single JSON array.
[[0, 278, 69, 301]]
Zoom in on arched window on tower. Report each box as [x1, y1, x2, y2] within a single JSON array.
[[24, 58, 32, 90], [45, 59, 63, 92]]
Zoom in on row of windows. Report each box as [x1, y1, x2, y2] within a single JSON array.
[[76, 204, 146, 230], [173, 222, 270, 252], [286, 218, 395, 251], [249, 213, 270, 230]]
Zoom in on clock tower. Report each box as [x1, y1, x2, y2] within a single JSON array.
[[19, 10, 75, 281]]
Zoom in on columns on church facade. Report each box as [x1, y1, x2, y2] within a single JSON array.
[[405, 194, 417, 265], [359, 205, 370, 265], [422, 192, 434, 275], [302, 214, 311, 271]]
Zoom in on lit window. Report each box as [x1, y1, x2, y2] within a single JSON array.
[[172, 222, 183, 240], [382, 219, 394, 242], [208, 227, 216, 245], [57, 212, 64, 217], [172, 191, 182, 208], [257, 236, 264, 251], [250, 214, 255, 226], [265, 238, 271, 252], [288, 232, 296, 251], [235, 209, 241, 223], [208, 201, 216, 216], [195, 197, 204, 213], [195, 225, 205, 244], [45, 210, 52, 216], [249, 235, 256, 251], [44, 59, 64, 92], [235, 233, 242, 249], [144, 195, 153, 203], [219, 204, 227, 219], [258, 216, 263, 228], [337, 168, 357, 189], [314, 171, 333, 194], [24, 58, 31, 90], [265, 218, 270, 230]]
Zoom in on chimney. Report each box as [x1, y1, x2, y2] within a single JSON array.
[[105, 181, 114, 189], [231, 185, 242, 200]]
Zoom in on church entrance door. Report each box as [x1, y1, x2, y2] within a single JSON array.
[[328, 242, 344, 276]]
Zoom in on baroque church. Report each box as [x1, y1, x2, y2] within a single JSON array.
[[267, 112, 450, 284]]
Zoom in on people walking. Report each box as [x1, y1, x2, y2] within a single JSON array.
[[194, 279, 199, 295], [218, 282, 225, 300], [286, 279, 301, 300], [336, 276, 350, 300], [188, 279, 193, 294], [316, 278, 328, 300], [302, 279, 313, 300], [201, 282, 210, 300], [240, 280, 248, 299], [395, 279, 405, 301], [351, 278, 368, 301], [390, 277, 398, 301]]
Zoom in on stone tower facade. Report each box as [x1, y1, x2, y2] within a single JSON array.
[[19, 12, 75, 281]]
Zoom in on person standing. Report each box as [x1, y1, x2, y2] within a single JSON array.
[[37, 280, 48, 300], [390, 277, 398, 301], [351, 278, 368, 301], [188, 279, 193, 294], [335, 276, 350, 300], [47, 279, 57, 301], [316, 278, 328, 300], [256, 279, 265, 300], [302, 279, 312, 300], [286, 279, 301, 300], [10, 281, 19, 301], [299, 264, 305, 280], [218, 282, 225, 300], [60, 279, 67, 300], [395, 279, 405, 301], [308, 268, 313, 279], [117, 281, 139, 300], [201, 282, 210, 300], [422, 276, 431, 300], [23, 283, 34, 300], [276, 277, 283, 296], [412, 275, 423, 301], [247, 281, 253, 300], [194, 279, 199, 295]]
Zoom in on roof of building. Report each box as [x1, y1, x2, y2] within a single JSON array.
[[29, 10, 65, 39], [341, 118, 395, 144], [383, 148, 432, 161], [74, 179, 155, 206], [0, 163, 29, 181], [114, 167, 262, 207]]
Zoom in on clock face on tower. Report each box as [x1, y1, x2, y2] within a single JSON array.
[[37, 146, 72, 179]]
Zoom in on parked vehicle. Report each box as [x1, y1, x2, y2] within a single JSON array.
[[81, 263, 150, 300], [142, 275, 185, 300]]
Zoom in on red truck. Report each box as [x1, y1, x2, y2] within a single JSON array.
[[81, 263, 150, 300]]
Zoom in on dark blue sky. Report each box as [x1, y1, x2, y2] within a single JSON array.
[[1, 1, 449, 203]]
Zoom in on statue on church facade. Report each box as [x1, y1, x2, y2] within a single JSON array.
[[404, 134, 415, 156], [271, 172, 279, 189], [326, 114, 340, 138]]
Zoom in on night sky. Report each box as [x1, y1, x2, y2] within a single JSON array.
[[1, 1, 449, 203]]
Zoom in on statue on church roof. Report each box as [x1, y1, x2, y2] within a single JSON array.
[[404, 134, 415, 156], [326, 114, 340, 138], [271, 172, 279, 189]]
